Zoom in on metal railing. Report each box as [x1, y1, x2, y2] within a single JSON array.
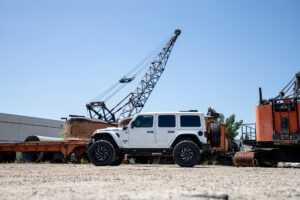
[[241, 123, 256, 141]]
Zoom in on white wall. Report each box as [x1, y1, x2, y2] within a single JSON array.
[[0, 113, 65, 142]]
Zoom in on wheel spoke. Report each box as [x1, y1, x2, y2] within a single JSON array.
[[178, 144, 195, 162], [94, 145, 109, 161]]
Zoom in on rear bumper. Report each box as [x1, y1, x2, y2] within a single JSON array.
[[202, 143, 211, 151]]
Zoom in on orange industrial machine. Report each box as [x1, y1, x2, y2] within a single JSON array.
[[205, 108, 229, 153], [203, 108, 239, 164], [235, 71, 300, 167]]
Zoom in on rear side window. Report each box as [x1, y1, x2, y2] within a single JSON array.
[[134, 115, 153, 128], [158, 115, 176, 127], [180, 115, 201, 127]]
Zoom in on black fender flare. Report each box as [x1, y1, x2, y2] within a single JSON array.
[[92, 133, 119, 149], [171, 134, 208, 150]]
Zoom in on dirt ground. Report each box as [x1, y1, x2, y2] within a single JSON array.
[[0, 164, 299, 200]]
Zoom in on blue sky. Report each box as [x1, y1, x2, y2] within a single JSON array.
[[0, 0, 299, 125]]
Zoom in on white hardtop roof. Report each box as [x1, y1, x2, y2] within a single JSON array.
[[136, 111, 205, 115]]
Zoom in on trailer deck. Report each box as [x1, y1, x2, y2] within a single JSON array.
[[0, 140, 88, 161]]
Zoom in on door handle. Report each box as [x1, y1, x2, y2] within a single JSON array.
[[147, 131, 154, 133], [168, 131, 175, 133]]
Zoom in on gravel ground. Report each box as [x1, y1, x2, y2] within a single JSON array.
[[0, 164, 299, 200]]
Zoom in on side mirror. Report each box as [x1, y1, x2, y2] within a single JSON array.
[[131, 121, 135, 129], [122, 126, 128, 130]]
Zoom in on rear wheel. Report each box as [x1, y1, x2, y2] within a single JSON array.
[[173, 140, 201, 167], [88, 140, 115, 166]]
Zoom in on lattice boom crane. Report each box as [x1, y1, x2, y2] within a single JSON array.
[[86, 29, 181, 122]]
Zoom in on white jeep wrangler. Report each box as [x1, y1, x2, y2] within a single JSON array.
[[86, 111, 209, 167]]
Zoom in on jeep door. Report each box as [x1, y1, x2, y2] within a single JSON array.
[[155, 114, 176, 146], [128, 115, 155, 146]]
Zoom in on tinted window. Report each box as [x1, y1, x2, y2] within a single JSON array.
[[158, 115, 176, 127], [180, 115, 201, 127], [134, 115, 153, 128]]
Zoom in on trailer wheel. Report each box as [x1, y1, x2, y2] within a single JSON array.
[[22, 152, 44, 163], [88, 140, 115, 166], [110, 153, 125, 166], [173, 140, 200, 167]]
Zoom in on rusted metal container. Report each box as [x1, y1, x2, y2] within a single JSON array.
[[64, 117, 117, 140]]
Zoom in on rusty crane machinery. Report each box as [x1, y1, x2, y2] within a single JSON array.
[[0, 29, 181, 163], [235, 71, 300, 167]]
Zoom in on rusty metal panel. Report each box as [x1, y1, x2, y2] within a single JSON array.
[[234, 150, 255, 167], [64, 116, 116, 140]]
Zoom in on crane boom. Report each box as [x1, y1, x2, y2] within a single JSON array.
[[118, 29, 181, 121], [86, 29, 181, 122]]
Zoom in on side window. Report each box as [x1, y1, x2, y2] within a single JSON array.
[[134, 115, 153, 128], [158, 115, 176, 127], [180, 115, 201, 127]]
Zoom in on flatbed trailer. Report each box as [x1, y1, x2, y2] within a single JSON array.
[[0, 140, 88, 162]]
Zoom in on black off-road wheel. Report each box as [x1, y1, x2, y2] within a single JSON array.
[[173, 140, 201, 167], [110, 153, 125, 166], [88, 140, 115, 166]]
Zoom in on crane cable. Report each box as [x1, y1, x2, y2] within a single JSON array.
[[121, 35, 171, 79], [91, 34, 171, 102]]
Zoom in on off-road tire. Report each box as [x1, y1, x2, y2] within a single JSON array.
[[173, 140, 201, 167], [88, 140, 115, 166], [210, 123, 221, 148], [110, 153, 125, 166]]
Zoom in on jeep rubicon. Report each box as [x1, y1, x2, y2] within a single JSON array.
[[86, 112, 209, 167]]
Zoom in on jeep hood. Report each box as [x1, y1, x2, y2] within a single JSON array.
[[95, 127, 122, 133]]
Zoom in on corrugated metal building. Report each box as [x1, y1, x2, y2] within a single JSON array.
[[0, 113, 64, 142]]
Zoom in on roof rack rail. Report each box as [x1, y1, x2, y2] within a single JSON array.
[[179, 110, 198, 112]]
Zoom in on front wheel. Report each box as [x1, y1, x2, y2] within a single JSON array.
[[173, 140, 201, 167], [88, 140, 115, 166]]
